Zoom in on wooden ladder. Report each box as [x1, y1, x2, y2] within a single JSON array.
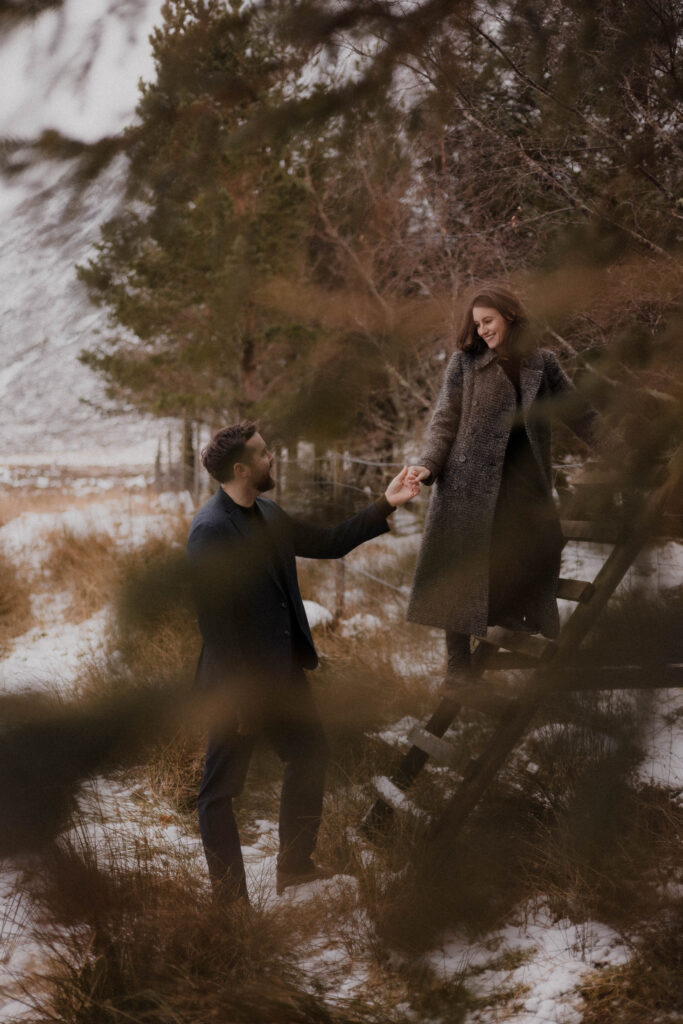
[[364, 444, 683, 840]]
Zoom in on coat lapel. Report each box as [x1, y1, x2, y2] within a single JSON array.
[[474, 348, 497, 371]]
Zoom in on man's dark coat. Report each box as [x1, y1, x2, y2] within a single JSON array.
[[187, 488, 390, 694]]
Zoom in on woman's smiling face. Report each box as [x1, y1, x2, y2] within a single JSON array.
[[472, 305, 509, 350]]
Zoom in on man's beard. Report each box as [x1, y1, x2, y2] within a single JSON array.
[[255, 469, 275, 493]]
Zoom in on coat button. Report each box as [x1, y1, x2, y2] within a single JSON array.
[[284, 629, 291, 637], [458, 454, 466, 463], [281, 602, 287, 609]]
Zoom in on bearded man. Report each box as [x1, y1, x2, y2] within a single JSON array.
[[187, 422, 417, 900]]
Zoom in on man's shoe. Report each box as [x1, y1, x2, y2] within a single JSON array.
[[276, 863, 334, 895]]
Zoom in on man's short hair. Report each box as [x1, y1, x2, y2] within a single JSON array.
[[201, 422, 257, 483]]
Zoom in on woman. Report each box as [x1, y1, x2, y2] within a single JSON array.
[[405, 285, 598, 686]]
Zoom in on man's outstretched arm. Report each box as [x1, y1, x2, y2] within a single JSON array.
[[289, 467, 419, 560]]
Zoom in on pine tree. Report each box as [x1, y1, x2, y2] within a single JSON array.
[[78, 0, 312, 424]]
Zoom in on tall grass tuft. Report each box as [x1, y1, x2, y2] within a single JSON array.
[[0, 548, 34, 649], [21, 832, 364, 1024], [580, 896, 683, 1023], [43, 528, 123, 622]]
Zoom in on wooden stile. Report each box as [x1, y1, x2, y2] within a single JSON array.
[[363, 442, 683, 843]]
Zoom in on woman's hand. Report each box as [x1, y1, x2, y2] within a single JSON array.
[[405, 465, 431, 487], [385, 467, 421, 506]]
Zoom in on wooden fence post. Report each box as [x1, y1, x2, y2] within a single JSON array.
[[332, 449, 346, 627], [167, 430, 173, 490], [193, 420, 202, 506]]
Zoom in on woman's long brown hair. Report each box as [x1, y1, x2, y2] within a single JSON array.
[[455, 284, 533, 356]]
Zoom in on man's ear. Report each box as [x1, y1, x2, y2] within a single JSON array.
[[233, 460, 249, 479]]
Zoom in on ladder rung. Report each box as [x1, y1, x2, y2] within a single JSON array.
[[561, 519, 621, 543], [549, 663, 683, 691], [371, 777, 431, 820], [557, 578, 596, 602], [407, 726, 461, 767], [475, 626, 556, 661], [571, 468, 622, 487]]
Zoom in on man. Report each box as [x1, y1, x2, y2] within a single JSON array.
[[187, 422, 417, 900]]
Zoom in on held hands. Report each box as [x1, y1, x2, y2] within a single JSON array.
[[405, 465, 430, 487], [385, 466, 422, 507]]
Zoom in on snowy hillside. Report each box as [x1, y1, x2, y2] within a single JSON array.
[[0, 0, 172, 465]]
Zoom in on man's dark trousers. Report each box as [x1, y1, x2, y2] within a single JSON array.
[[197, 667, 329, 898]]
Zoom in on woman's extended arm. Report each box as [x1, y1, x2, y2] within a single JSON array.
[[412, 352, 464, 484]]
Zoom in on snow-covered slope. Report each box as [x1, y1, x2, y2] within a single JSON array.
[[0, 0, 171, 464]]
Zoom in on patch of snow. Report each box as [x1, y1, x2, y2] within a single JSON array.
[[373, 775, 429, 820], [0, 0, 163, 143], [303, 600, 333, 629], [372, 716, 419, 749], [429, 904, 631, 1024], [340, 612, 382, 636], [0, 606, 110, 694], [0, 501, 184, 572], [639, 688, 683, 792]]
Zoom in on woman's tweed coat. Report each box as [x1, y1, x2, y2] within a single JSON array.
[[406, 345, 597, 637]]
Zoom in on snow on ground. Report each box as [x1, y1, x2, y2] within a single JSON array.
[[639, 688, 683, 792], [0, 484, 194, 1017], [341, 612, 383, 636], [429, 906, 631, 1024], [0, 605, 109, 694], [303, 600, 333, 629], [0, 0, 162, 144], [0, 0, 174, 462], [0, 477, 681, 1021], [0, 492, 190, 573]]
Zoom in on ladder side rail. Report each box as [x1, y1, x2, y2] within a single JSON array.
[[430, 693, 544, 838], [556, 442, 683, 659], [389, 638, 505, 791]]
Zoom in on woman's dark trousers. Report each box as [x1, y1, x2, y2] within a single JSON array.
[[445, 630, 472, 683], [197, 670, 329, 900]]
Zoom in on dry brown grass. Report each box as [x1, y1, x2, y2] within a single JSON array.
[[27, 496, 681, 1021], [42, 511, 191, 625], [0, 485, 162, 526], [42, 528, 123, 621], [580, 897, 683, 1023], [70, 528, 204, 821], [21, 834, 369, 1024], [0, 548, 34, 650]]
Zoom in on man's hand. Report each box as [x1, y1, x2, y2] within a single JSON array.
[[385, 466, 421, 507]]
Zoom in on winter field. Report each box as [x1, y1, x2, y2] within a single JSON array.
[[1, 0, 682, 1019], [0, 460, 681, 1023]]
